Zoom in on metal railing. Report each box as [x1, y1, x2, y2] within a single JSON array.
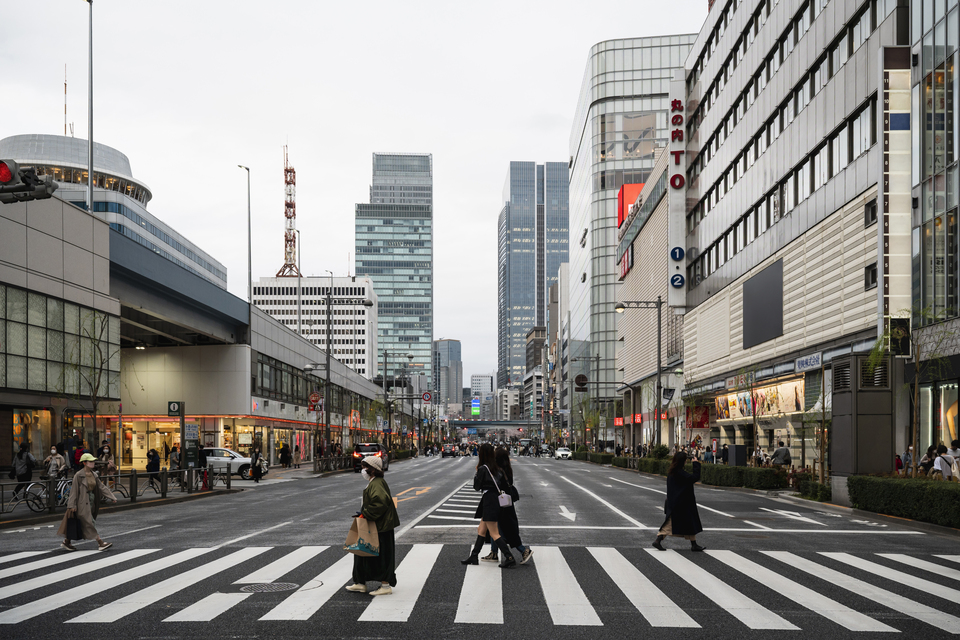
[[313, 455, 355, 474]]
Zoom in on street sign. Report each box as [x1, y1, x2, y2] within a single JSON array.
[[309, 392, 321, 404], [670, 273, 685, 288], [670, 246, 685, 261], [575, 374, 588, 387], [422, 391, 432, 402], [184, 422, 199, 441], [383, 428, 392, 434], [167, 401, 182, 417]]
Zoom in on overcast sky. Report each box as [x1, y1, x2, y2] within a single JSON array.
[[3, 0, 707, 383]]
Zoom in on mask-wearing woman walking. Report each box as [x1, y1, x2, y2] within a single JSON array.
[[58, 453, 117, 551], [462, 443, 516, 568], [251, 448, 263, 483], [653, 451, 705, 552], [482, 447, 533, 564], [345, 455, 399, 596]]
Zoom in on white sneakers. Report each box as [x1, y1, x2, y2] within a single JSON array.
[[345, 583, 367, 593], [369, 586, 392, 596]]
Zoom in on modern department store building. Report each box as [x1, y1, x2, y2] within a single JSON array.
[[615, 0, 912, 476]]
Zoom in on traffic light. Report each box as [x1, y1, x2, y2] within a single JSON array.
[[0, 160, 58, 204], [519, 428, 523, 433]]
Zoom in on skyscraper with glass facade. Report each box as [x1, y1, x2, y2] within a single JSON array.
[[432, 338, 462, 407], [498, 161, 569, 388], [567, 35, 696, 402], [355, 153, 433, 382]]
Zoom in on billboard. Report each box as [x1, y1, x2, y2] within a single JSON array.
[[617, 183, 645, 228], [471, 397, 480, 416]]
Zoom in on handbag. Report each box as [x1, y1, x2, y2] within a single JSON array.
[[484, 465, 513, 508], [344, 516, 380, 557], [64, 514, 82, 541]]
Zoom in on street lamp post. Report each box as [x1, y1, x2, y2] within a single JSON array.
[[615, 297, 663, 447], [86, 0, 93, 214], [238, 165, 251, 303], [296, 229, 302, 334]]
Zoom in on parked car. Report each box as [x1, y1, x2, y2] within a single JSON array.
[[441, 444, 457, 458], [353, 443, 389, 472], [555, 447, 572, 460], [202, 447, 268, 480]]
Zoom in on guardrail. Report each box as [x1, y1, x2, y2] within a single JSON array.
[[313, 455, 355, 474]]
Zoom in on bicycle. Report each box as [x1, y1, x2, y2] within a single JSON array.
[[23, 476, 72, 512], [3, 483, 47, 513]]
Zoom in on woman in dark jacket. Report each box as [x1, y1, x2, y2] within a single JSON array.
[[346, 455, 400, 595], [251, 448, 263, 483], [279, 443, 291, 469], [653, 451, 705, 552], [145, 449, 161, 491], [482, 447, 533, 564], [462, 443, 516, 568]]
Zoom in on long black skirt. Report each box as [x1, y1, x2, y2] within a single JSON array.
[[473, 491, 500, 522], [352, 528, 397, 586]]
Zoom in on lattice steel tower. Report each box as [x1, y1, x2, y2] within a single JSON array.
[[276, 145, 301, 277]]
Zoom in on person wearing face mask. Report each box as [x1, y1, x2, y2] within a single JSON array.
[[57, 453, 117, 551], [345, 456, 399, 596], [42, 444, 66, 480], [98, 443, 117, 488]]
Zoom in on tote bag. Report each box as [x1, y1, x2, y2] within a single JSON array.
[[344, 517, 380, 557]]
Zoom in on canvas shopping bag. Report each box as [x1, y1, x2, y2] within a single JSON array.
[[344, 516, 380, 557]]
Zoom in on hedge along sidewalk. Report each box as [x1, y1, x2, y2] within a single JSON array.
[[609, 455, 792, 491]]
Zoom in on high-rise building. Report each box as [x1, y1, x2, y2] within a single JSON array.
[[252, 275, 378, 378], [567, 36, 696, 404], [497, 162, 568, 388], [470, 374, 494, 397], [432, 339, 463, 406], [355, 153, 433, 382]]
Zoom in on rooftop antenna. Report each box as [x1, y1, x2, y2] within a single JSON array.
[[275, 145, 301, 277]]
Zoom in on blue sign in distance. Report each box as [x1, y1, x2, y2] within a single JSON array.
[[670, 274, 685, 288], [670, 247, 685, 261]]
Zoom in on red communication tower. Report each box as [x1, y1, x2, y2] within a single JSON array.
[[276, 145, 302, 277]]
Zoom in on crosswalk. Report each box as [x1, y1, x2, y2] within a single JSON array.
[[1, 542, 959, 631]]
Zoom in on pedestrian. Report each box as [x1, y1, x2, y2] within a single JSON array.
[[294, 445, 301, 469], [42, 444, 67, 480], [12, 442, 37, 498], [920, 445, 937, 475], [58, 453, 117, 551], [345, 455, 399, 596], [932, 444, 955, 480], [198, 444, 208, 489], [461, 443, 516, 568], [948, 439, 960, 460], [704, 447, 714, 464], [280, 443, 291, 469], [653, 450, 705, 552], [98, 442, 117, 487], [72, 440, 86, 471], [251, 447, 263, 483], [895, 454, 903, 475], [95, 439, 110, 458], [721, 444, 729, 465], [902, 445, 913, 475], [482, 447, 533, 565], [146, 449, 161, 491], [771, 441, 791, 467]]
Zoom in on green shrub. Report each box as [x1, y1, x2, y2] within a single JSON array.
[[699, 464, 744, 487], [651, 444, 670, 459], [847, 475, 960, 528], [612, 456, 628, 468], [742, 467, 788, 490], [392, 450, 413, 460], [817, 482, 832, 502], [588, 453, 615, 465], [572, 451, 588, 461], [577, 445, 589, 453]]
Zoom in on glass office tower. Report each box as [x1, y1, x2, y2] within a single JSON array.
[[497, 161, 569, 388], [432, 338, 463, 406], [567, 35, 696, 401], [355, 153, 433, 382]]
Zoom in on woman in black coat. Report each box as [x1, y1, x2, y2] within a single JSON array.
[[461, 443, 516, 568], [653, 450, 705, 552], [481, 447, 533, 564]]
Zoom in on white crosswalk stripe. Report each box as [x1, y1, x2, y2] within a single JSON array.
[[1, 546, 959, 629]]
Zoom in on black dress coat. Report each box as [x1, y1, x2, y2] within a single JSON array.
[[660, 461, 703, 536]]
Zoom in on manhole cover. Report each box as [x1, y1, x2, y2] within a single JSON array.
[[239, 582, 300, 593]]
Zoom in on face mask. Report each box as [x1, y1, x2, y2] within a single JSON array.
[[361, 469, 371, 481], [51, 449, 56, 455], [104, 448, 110, 453]]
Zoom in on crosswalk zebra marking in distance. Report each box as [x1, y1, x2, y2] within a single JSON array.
[[822, 552, 960, 602], [881, 554, 960, 582], [259, 554, 354, 621], [0, 549, 156, 602], [359, 543, 442, 622], [0, 551, 47, 566], [534, 546, 602, 626], [0, 550, 99, 580], [763, 550, 960, 631]]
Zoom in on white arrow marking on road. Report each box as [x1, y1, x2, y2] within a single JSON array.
[[601, 483, 613, 488], [540, 482, 549, 486], [559, 505, 577, 521], [850, 519, 887, 527], [759, 507, 827, 526]]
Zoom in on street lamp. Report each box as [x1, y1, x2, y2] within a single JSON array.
[[237, 165, 251, 303], [615, 297, 663, 447], [380, 350, 413, 450]]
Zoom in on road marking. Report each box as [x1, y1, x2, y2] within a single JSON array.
[[937, 555, 960, 565], [260, 554, 354, 620], [164, 593, 252, 622], [0, 551, 47, 566], [0, 550, 99, 580], [215, 521, 294, 549], [742, 521, 771, 530], [607, 477, 735, 517], [759, 507, 826, 526], [436, 509, 479, 515], [878, 554, 960, 583], [106, 524, 163, 538], [540, 482, 549, 486], [235, 546, 327, 584], [359, 544, 442, 622], [821, 552, 960, 601], [647, 549, 797, 630], [764, 551, 960, 631], [0, 547, 212, 624], [417, 524, 646, 529], [588, 547, 698, 628], [534, 547, 602, 626], [559, 475, 647, 528], [559, 505, 577, 521], [0, 549, 157, 601], [428, 515, 479, 521], [68, 547, 271, 623], [396, 484, 476, 539], [456, 559, 502, 623], [709, 550, 895, 632]]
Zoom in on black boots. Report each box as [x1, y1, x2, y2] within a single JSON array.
[[496, 538, 516, 568], [461, 535, 486, 565], [652, 535, 666, 551], [690, 541, 706, 552]]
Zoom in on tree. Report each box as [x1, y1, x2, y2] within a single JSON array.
[[61, 308, 120, 451], [869, 306, 958, 477]]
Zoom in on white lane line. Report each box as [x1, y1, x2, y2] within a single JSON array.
[[608, 476, 735, 518], [0, 550, 99, 579], [235, 546, 328, 584], [559, 475, 647, 528], [68, 547, 272, 623], [359, 544, 442, 622], [534, 546, 602, 626], [0, 550, 157, 601], [709, 550, 895, 632], [436, 509, 478, 515], [821, 552, 960, 601], [106, 524, 162, 538], [396, 483, 478, 538], [259, 553, 354, 621], [215, 521, 293, 549], [742, 521, 772, 530], [412, 524, 922, 533], [428, 515, 479, 521], [456, 561, 502, 624], [164, 593, 252, 622], [646, 549, 797, 630], [764, 551, 960, 631], [0, 551, 47, 565], [880, 554, 960, 583], [588, 547, 698, 628], [0, 548, 212, 624]]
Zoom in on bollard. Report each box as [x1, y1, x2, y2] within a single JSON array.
[[47, 478, 55, 513], [187, 468, 194, 494], [130, 470, 138, 503], [225, 465, 231, 491], [207, 463, 213, 491], [160, 468, 168, 498]]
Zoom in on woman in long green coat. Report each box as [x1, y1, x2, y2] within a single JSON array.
[[346, 454, 400, 596]]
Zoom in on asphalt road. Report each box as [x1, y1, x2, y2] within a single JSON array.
[[1, 455, 958, 639]]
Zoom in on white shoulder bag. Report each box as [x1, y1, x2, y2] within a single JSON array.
[[484, 465, 513, 508]]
